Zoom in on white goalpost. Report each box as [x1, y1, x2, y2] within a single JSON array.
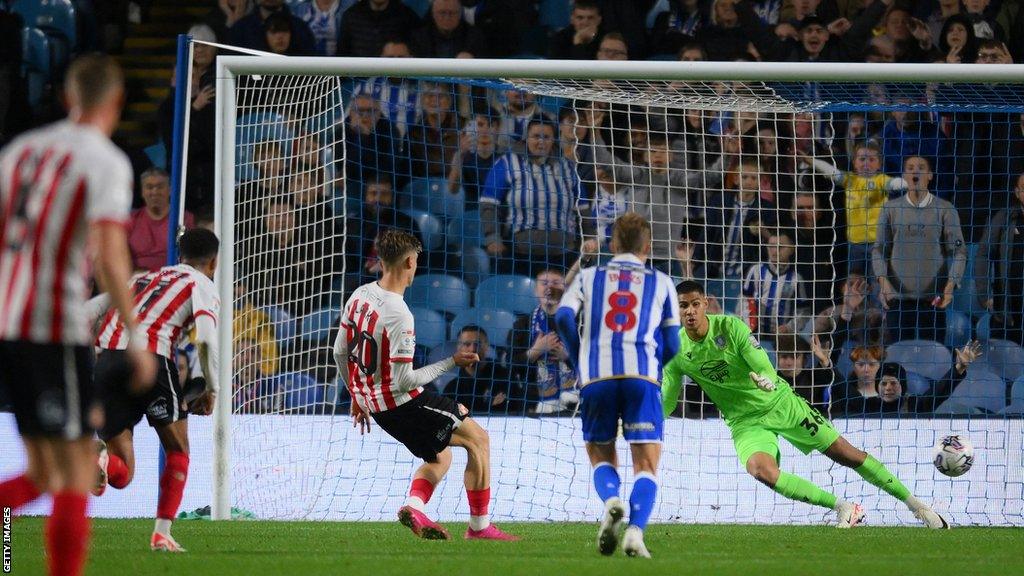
[[210, 55, 1024, 525]]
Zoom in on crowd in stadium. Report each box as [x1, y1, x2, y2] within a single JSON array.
[[3, 0, 1024, 419]]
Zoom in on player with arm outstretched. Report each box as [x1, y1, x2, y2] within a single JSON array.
[[334, 229, 517, 541], [663, 280, 950, 529], [90, 229, 221, 552], [554, 213, 681, 558]]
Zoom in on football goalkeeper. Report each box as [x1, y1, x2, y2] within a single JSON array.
[[662, 280, 949, 528]]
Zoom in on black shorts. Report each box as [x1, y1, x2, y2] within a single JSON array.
[[371, 389, 467, 463], [95, 349, 187, 440], [0, 340, 98, 439]]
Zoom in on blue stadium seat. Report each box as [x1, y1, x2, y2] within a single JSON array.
[[407, 274, 471, 315], [945, 309, 971, 349], [299, 306, 342, 343], [459, 246, 491, 288], [538, 0, 571, 28], [759, 339, 777, 366], [261, 305, 297, 343], [475, 275, 536, 315], [935, 367, 1005, 414], [400, 209, 443, 251], [952, 243, 981, 316], [281, 373, 326, 414], [446, 210, 484, 249], [405, 178, 464, 221], [409, 307, 447, 349], [885, 340, 951, 381], [450, 308, 517, 345], [13, 0, 76, 70], [984, 339, 1024, 382], [1001, 376, 1024, 414], [144, 141, 167, 170], [21, 28, 50, 112], [905, 371, 931, 396], [976, 313, 992, 341]]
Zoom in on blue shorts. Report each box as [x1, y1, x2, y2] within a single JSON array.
[[579, 378, 664, 444]]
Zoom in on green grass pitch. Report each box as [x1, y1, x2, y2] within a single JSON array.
[[7, 518, 1023, 576]]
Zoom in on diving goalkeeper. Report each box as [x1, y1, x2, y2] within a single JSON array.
[[662, 280, 949, 528]]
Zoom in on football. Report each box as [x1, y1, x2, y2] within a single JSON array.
[[933, 435, 974, 477]]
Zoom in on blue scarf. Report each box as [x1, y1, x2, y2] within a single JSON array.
[[530, 307, 576, 401]]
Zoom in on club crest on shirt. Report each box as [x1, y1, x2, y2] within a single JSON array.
[[714, 335, 727, 350]]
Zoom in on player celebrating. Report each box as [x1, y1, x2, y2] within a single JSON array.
[[554, 213, 680, 557], [663, 280, 950, 528], [0, 55, 157, 576], [334, 229, 516, 541], [89, 228, 221, 551]]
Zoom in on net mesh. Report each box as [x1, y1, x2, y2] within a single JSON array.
[[217, 68, 1024, 525]]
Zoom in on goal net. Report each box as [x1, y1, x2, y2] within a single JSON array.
[[206, 56, 1023, 526]]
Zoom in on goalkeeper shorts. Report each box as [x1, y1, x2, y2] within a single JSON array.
[[730, 392, 839, 467]]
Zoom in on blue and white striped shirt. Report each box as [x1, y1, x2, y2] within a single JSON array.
[[559, 255, 680, 387], [351, 78, 418, 136], [741, 262, 807, 334], [480, 152, 587, 235]]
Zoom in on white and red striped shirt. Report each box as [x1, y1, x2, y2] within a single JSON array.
[[0, 121, 132, 345], [95, 264, 219, 359], [334, 281, 419, 413]]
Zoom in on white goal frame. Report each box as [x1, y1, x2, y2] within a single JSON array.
[[212, 56, 1024, 520]]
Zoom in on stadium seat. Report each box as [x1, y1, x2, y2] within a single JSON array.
[[475, 275, 536, 315], [281, 373, 326, 414], [538, 0, 571, 28], [13, 0, 76, 70], [450, 308, 517, 345], [835, 341, 855, 379], [409, 307, 447, 349], [299, 306, 342, 343], [885, 340, 951, 381], [976, 313, 992, 341], [1001, 376, 1024, 414], [446, 210, 484, 249], [400, 209, 443, 251], [407, 274, 471, 315], [459, 246, 491, 288], [759, 339, 777, 366], [906, 371, 931, 396], [405, 178, 464, 221], [144, 141, 167, 170], [940, 367, 1007, 413], [931, 401, 982, 415], [984, 339, 1024, 381], [261, 306, 297, 343], [945, 309, 972, 349], [21, 27, 50, 113]]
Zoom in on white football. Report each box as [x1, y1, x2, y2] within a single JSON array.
[[933, 435, 974, 477]]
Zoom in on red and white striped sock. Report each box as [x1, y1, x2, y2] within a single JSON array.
[[0, 474, 41, 511], [405, 478, 435, 512], [466, 488, 490, 531]]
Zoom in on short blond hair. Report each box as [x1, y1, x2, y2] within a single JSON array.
[[65, 54, 124, 111], [611, 212, 651, 255]]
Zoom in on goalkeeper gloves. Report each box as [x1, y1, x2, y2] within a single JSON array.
[[749, 372, 776, 392]]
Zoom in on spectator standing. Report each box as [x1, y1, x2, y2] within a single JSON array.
[[343, 93, 408, 190], [448, 109, 500, 209], [548, 0, 605, 60], [337, 0, 421, 57], [741, 229, 809, 336], [229, 0, 316, 54], [444, 326, 528, 415], [352, 40, 419, 136], [128, 168, 195, 271], [407, 82, 461, 178], [650, 0, 707, 56], [205, 0, 253, 41], [975, 172, 1024, 346], [872, 156, 967, 344], [291, 0, 356, 56]]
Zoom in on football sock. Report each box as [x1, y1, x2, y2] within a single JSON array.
[[157, 452, 189, 522], [855, 455, 911, 502], [592, 462, 621, 503], [406, 478, 435, 512], [107, 454, 131, 489], [904, 495, 929, 512], [466, 487, 490, 531], [154, 518, 172, 537], [46, 491, 90, 576], [773, 472, 838, 509], [0, 473, 42, 511], [628, 472, 658, 530]]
